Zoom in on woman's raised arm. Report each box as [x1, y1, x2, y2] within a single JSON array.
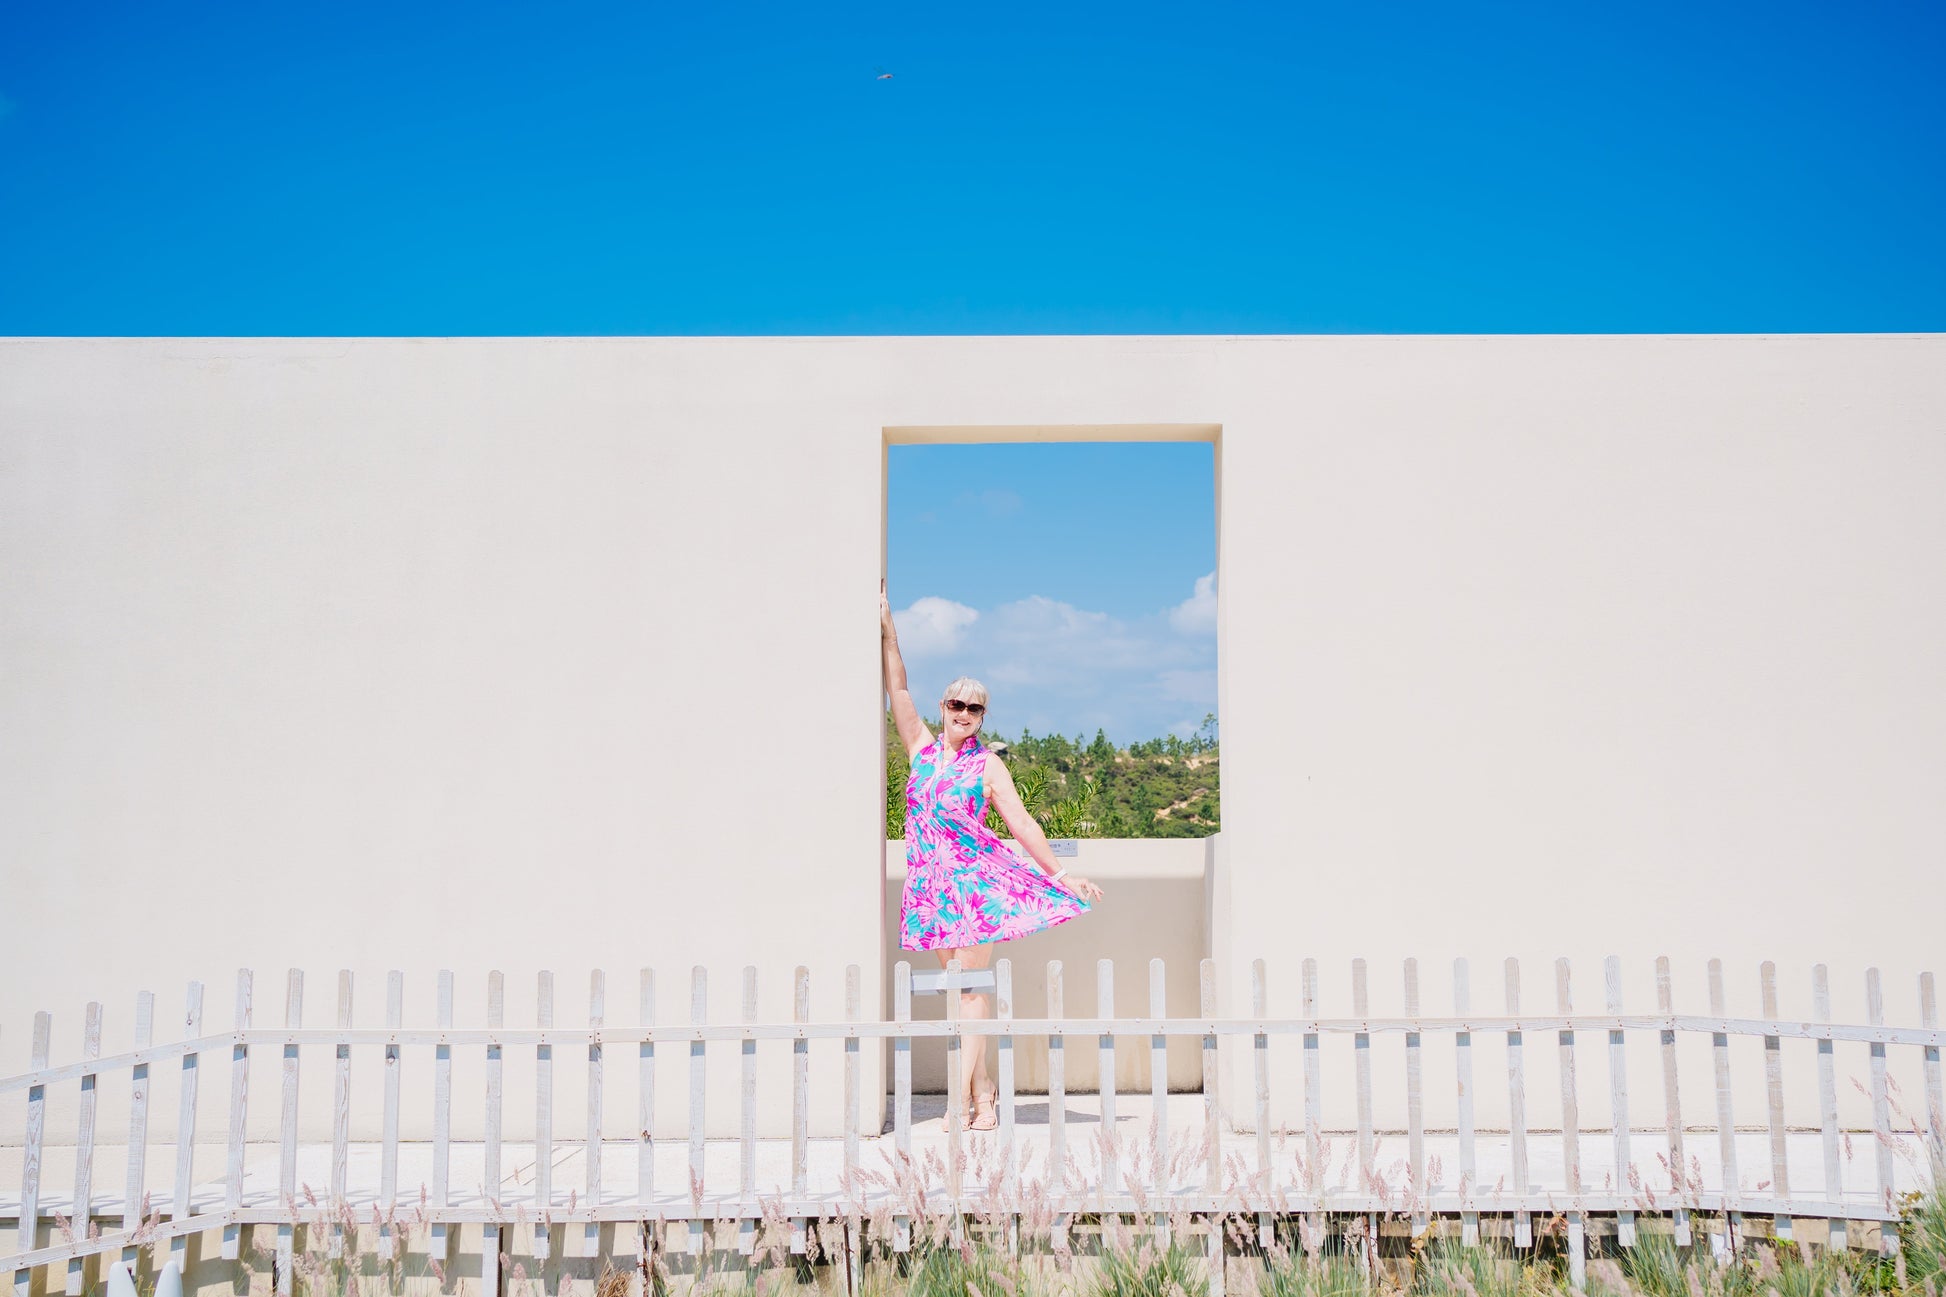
[[882, 582, 933, 758]]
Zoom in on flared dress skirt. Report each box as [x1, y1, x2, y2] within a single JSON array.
[[897, 734, 1091, 951]]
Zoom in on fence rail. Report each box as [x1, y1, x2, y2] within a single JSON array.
[[4, 956, 1942, 1296]]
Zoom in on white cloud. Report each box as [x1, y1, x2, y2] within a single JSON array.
[[1156, 669, 1217, 704], [895, 588, 1219, 743], [985, 596, 1187, 678], [1168, 572, 1217, 634], [892, 596, 979, 657], [991, 595, 1114, 643], [951, 488, 1024, 518]]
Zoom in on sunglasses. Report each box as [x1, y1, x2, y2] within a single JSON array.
[[943, 699, 986, 716]]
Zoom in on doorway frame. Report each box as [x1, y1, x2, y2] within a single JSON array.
[[875, 421, 1228, 1036]]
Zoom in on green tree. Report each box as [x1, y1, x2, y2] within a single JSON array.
[[885, 737, 909, 838], [982, 762, 1099, 840], [886, 713, 1219, 842], [1087, 728, 1115, 763]]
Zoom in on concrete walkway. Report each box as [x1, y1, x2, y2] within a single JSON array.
[[2, 1093, 1936, 1221]]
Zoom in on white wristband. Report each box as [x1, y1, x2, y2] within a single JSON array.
[[1048, 868, 1068, 883]]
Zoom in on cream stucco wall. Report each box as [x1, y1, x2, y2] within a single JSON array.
[[1211, 337, 1945, 1135], [3, 335, 1942, 1147]]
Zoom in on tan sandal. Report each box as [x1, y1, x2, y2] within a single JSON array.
[[970, 1091, 999, 1132]]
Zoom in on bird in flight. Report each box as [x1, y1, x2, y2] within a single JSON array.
[[874, 67, 894, 80]]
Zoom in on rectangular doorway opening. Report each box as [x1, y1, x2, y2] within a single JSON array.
[[880, 423, 1223, 1098]]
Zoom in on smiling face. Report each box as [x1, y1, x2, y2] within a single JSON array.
[[939, 676, 989, 746]]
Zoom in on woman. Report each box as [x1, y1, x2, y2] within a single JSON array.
[[882, 583, 1105, 1131]]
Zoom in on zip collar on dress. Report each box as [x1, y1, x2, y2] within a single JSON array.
[[936, 732, 984, 764]]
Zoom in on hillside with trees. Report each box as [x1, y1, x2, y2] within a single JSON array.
[[886, 714, 1218, 840]]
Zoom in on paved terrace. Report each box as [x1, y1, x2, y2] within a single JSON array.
[[3, 1094, 1935, 1225]]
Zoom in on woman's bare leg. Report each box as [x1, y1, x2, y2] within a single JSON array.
[[936, 944, 996, 1113]]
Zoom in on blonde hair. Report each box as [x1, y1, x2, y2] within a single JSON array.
[[940, 677, 989, 708]]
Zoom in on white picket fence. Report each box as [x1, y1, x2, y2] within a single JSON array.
[[3, 955, 1942, 1296]]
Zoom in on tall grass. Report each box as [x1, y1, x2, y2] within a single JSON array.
[[114, 1140, 1946, 1297]]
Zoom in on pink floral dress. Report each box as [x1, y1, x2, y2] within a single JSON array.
[[898, 734, 1091, 951]]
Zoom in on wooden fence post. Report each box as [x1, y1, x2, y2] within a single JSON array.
[[275, 973, 301, 1297], [1205, 958, 1229, 1296], [1301, 958, 1322, 1257], [1249, 959, 1269, 1246], [687, 966, 707, 1256], [1048, 959, 1069, 1251], [14, 1012, 51, 1297], [789, 966, 810, 1255], [1707, 960, 1742, 1250], [1813, 965, 1846, 1252], [1605, 957, 1635, 1248], [892, 960, 912, 1254], [1198, 950, 1214, 1191], [329, 973, 353, 1259], [996, 959, 1017, 1203], [945, 958, 964, 1212], [1866, 969, 1897, 1256], [1454, 959, 1479, 1246], [1352, 958, 1374, 1268], [1923, 972, 1943, 1185], [1404, 958, 1426, 1235], [121, 990, 155, 1269], [1047, 960, 1066, 1197], [843, 963, 864, 1282], [638, 967, 656, 1230], [434, 971, 456, 1263], [1149, 957, 1169, 1203], [381, 971, 404, 1256], [170, 983, 204, 1273], [533, 970, 553, 1261], [484, 971, 505, 1297], [1506, 959, 1531, 1249], [67, 1002, 103, 1297], [649, 965, 665, 1207], [1656, 957, 1691, 1246], [221, 970, 252, 1262], [739, 966, 758, 1255], [1099, 958, 1119, 1204], [582, 969, 604, 1258], [1759, 962, 1793, 1248], [843, 964, 861, 1197], [1556, 960, 1585, 1290]]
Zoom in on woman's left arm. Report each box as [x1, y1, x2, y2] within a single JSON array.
[[984, 757, 1105, 903]]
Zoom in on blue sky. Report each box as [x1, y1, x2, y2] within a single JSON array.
[[4, 2, 1940, 740], [2, 2, 1941, 336], [888, 443, 1216, 744]]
